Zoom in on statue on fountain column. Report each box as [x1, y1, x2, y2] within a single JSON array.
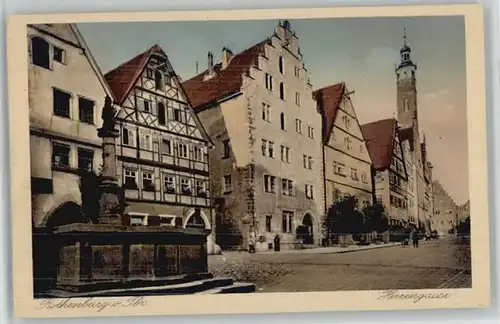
[[99, 96, 119, 137], [96, 96, 126, 225]]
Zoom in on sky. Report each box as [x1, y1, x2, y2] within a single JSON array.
[[77, 16, 469, 205]]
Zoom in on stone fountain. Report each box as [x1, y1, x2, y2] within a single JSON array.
[[37, 97, 255, 298]]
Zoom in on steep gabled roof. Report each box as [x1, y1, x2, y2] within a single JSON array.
[[104, 44, 214, 146], [182, 40, 269, 109], [31, 23, 114, 102], [68, 24, 115, 102], [360, 118, 398, 170], [104, 44, 166, 104], [313, 82, 345, 144]]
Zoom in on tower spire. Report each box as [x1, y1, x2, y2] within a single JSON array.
[[403, 28, 407, 46]]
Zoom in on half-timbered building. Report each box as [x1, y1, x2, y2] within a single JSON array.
[[361, 118, 410, 227], [313, 82, 373, 213], [104, 45, 214, 232]]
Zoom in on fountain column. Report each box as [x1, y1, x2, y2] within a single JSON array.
[[96, 96, 125, 225]]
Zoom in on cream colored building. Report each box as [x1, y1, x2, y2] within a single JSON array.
[[457, 200, 470, 223], [432, 180, 458, 235], [183, 20, 324, 251], [104, 44, 214, 232], [361, 119, 410, 227], [313, 83, 373, 212], [28, 23, 111, 228]]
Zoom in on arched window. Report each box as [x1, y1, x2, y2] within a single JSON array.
[[279, 82, 285, 100], [280, 112, 285, 130], [31, 36, 50, 69], [404, 98, 409, 112], [279, 56, 284, 74], [158, 102, 166, 125]]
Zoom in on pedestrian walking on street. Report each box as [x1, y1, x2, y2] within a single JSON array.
[[248, 230, 256, 253], [273, 234, 281, 252], [413, 231, 420, 248], [408, 228, 414, 247]]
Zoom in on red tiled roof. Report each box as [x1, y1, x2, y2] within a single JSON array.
[[360, 118, 398, 170], [182, 40, 269, 109], [398, 127, 414, 151], [313, 82, 345, 144], [105, 44, 166, 104]]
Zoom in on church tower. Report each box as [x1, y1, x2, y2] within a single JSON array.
[[396, 29, 418, 131]]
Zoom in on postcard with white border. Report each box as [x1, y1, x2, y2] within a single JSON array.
[[6, 4, 490, 318]]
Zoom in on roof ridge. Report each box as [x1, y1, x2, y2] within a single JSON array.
[[182, 37, 271, 109], [185, 38, 269, 82], [313, 81, 345, 94], [104, 44, 159, 76], [105, 44, 166, 104], [361, 117, 397, 127]]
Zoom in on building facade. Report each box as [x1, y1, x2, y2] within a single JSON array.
[[314, 82, 373, 213], [398, 128, 418, 226], [104, 45, 214, 232], [457, 200, 470, 223], [361, 119, 410, 227], [432, 180, 458, 235], [395, 30, 434, 231], [28, 23, 111, 229], [183, 20, 325, 251]]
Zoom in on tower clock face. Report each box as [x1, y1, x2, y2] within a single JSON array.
[[398, 67, 414, 82]]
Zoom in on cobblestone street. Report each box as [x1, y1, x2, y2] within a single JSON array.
[[209, 237, 471, 293]]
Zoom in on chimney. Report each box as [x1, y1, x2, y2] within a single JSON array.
[[207, 51, 214, 75], [221, 47, 234, 70]]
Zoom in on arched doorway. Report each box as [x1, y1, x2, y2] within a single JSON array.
[[44, 201, 87, 230], [302, 213, 314, 245], [34, 202, 88, 295]]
